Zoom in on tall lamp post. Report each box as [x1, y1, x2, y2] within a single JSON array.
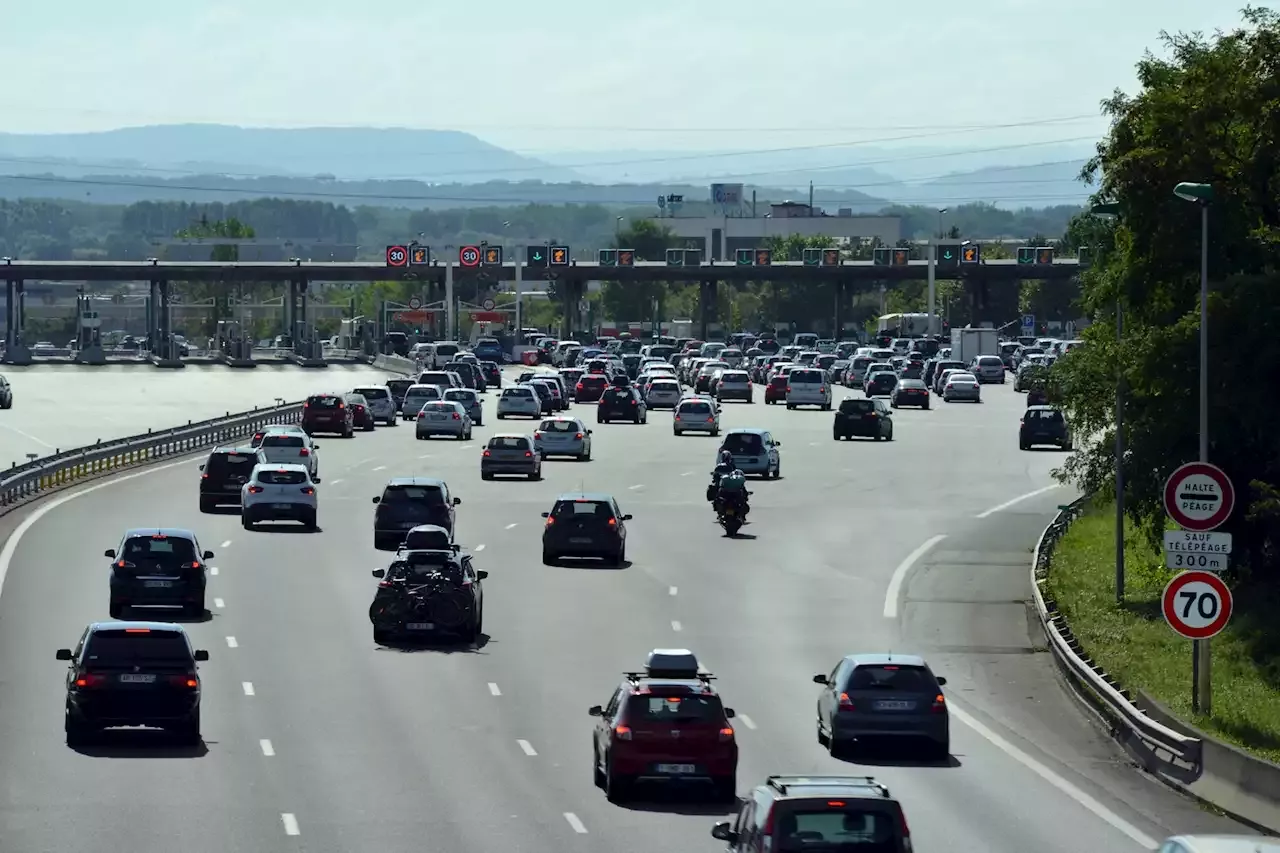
[[1091, 201, 1125, 605], [1173, 180, 1214, 713]]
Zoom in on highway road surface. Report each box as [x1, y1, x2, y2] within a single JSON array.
[[0, 363, 397, 467], [0, 377, 1245, 852]]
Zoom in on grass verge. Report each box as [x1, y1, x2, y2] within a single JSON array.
[[1045, 499, 1280, 764]]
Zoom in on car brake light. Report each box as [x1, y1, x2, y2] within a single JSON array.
[[418, 410, 427, 418], [115, 559, 134, 569], [169, 675, 200, 688], [248, 485, 264, 493], [932, 693, 946, 712], [337, 402, 345, 409], [482, 449, 491, 457], [575, 432, 583, 440], [819, 386, 825, 393], [898, 807, 911, 842], [303, 402, 309, 408], [607, 517, 617, 527], [524, 451, 533, 457], [201, 473, 209, 479], [453, 412, 460, 420], [613, 725, 632, 740], [75, 674, 107, 688], [298, 448, 309, 456], [786, 386, 792, 392], [545, 516, 554, 526], [301, 487, 315, 495], [631, 400, 637, 405], [719, 726, 735, 741], [576, 382, 583, 391], [838, 692, 855, 711], [827, 801, 846, 807], [534, 432, 542, 439]]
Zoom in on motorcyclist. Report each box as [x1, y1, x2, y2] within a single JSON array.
[[707, 449, 736, 501], [714, 467, 751, 517]]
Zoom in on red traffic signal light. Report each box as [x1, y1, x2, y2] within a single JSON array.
[[961, 245, 978, 263], [618, 250, 634, 267], [550, 247, 569, 265], [482, 247, 502, 265], [892, 249, 909, 266], [755, 249, 772, 266], [821, 249, 840, 266], [1037, 247, 1055, 264]]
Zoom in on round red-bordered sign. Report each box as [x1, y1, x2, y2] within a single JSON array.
[[459, 245, 481, 268], [1162, 570, 1232, 640], [1163, 461, 1234, 531]]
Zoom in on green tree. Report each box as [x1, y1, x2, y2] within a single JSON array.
[[175, 215, 256, 260], [598, 220, 679, 322], [1051, 7, 1280, 575]]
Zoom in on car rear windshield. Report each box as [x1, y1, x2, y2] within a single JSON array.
[[624, 693, 724, 723], [207, 451, 255, 473], [503, 388, 533, 398], [444, 390, 475, 402], [84, 630, 192, 666], [121, 535, 198, 565], [776, 807, 898, 845], [262, 435, 304, 447], [551, 499, 613, 519], [406, 386, 440, 398], [356, 387, 389, 400], [345, 394, 368, 405], [839, 400, 875, 414], [769, 375, 787, 387], [419, 373, 451, 384], [680, 402, 712, 414], [435, 344, 459, 356], [1027, 409, 1065, 422], [489, 436, 530, 450], [422, 402, 456, 412], [720, 372, 748, 381], [650, 380, 678, 389], [722, 432, 763, 453], [848, 664, 936, 692], [791, 370, 822, 383], [382, 485, 445, 505], [307, 395, 341, 408], [539, 420, 578, 433], [978, 356, 1004, 366], [603, 389, 631, 400], [258, 469, 307, 485], [387, 379, 413, 393], [581, 376, 606, 386]]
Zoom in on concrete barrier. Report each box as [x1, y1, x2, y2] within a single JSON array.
[[370, 354, 420, 376]]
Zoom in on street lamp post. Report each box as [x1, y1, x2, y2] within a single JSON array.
[[1173, 180, 1214, 713], [1091, 201, 1125, 605]]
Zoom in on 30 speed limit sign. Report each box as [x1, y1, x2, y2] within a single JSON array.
[[1162, 570, 1233, 639]]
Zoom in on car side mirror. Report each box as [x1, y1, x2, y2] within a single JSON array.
[[104, 549, 116, 559], [371, 496, 380, 504], [774, 441, 782, 447], [711, 823, 737, 842], [476, 570, 489, 580], [541, 512, 550, 518], [56, 648, 73, 661], [193, 649, 209, 662], [813, 674, 828, 684], [588, 705, 603, 716], [202, 550, 214, 560], [372, 569, 385, 578], [453, 497, 462, 506], [724, 708, 736, 718], [586, 429, 592, 435], [622, 514, 633, 521], [936, 676, 947, 686], [197, 464, 205, 471]]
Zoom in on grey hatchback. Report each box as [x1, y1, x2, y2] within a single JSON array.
[[481, 434, 543, 480], [813, 653, 949, 759]]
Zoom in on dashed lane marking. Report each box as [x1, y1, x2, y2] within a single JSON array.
[[738, 714, 757, 730], [220, 540, 232, 548], [210, 566, 219, 576], [488, 682, 502, 696], [242, 682, 255, 696], [372, 465, 387, 471], [629, 484, 645, 490], [563, 813, 588, 834], [518, 739, 538, 756], [669, 586, 677, 596], [260, 739, 275, 756], [671, 620, 682, 631], [329, 479, 344, 486], [418, 453, 433, 459], [475, 544, 486, 552], [225, 636, 238, 648], [680, 471, 692, 477], [505, 523, 518, 530], [214, 597, 225, 609], [281, 813, 300, 836]]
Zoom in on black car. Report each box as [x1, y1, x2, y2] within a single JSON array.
[[386, 378, 414, 412], [541, 492, 632, 566], [833, 398, 894, 441], [446, 361, 484, 391], [479, 361, 502, 388], [198, 445, 266, 512], [107, 528, 214, 618], [369, 550, 486, 644], [372, 477, 461, 550], [712, 775, 912, 852], [890, 378, 931, 409], [597, 387, 647, 424], [865, 370, 898, 397], [1020, 405, 1073, 450], [58, 621, 209, 745], [344, 393, 377, 431], [814, 653, 950, 758]]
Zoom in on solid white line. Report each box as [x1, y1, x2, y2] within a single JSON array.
[[629, 484, 644, 490], [0, 422, 54, 448], [214, 597, 225, 609], [474, 544, 485, 552], [281, 813, 300, 836], [242, 681, 255, 696], [220, 540, 232, 548], [260, 738, 275, 756], [418, 453, 433, 459], [948, 703, 1156, 848], [671, 620, 682, 631], [975, 484, 1061, 519], [883, 534, 946, 619], [225, 636, 238, 648], [680, 471, 692, 477], [488, 682, 501, 696], [737, 714, 757, 729], [517, 739, 537, 756], [563, 813, 588, 834], [669, 586, 678, 596], [372, 465, 387, 471], [505, 523, 518, 530], [209, 566, 219, 576]]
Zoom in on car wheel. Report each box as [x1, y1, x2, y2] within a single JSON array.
[[373, 628, 392, 646], [241, 514, 253, 529], [304, 511, 318, 530], [530, 467, 542, 481], [183, 598, 205, 619], [497, 413, 505, 419], [199, 497, 216, 513], [887, 427, 894, 441], [713, 776, 737, 803], [816, 718, 830, 747], [605, 759, 630, 803], [65, 711, 93, 747], [935, 738, 951, 760], [174, 709, 201, 745], [542, 549, 556, 565], [593, 747, 607, 788], [786, 403, 795, 410], [833, 432, 842, 441]]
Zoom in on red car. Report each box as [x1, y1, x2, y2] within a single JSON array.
[[301, 393, 354, 437], [575, 374, 608, 402], [589, 649, 738, 803], [764, 375, 787, 404]]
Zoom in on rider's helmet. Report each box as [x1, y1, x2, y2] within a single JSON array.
[[718, 449, 734, 466]]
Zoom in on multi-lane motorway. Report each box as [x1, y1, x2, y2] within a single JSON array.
[[0, 374, 1247, 852], [0, 363, 392, 467]]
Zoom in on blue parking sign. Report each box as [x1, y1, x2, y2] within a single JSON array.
[[1021, 314, 1035, 332]]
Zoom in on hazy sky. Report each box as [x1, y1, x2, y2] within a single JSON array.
[[0, 0, 1257, 156]]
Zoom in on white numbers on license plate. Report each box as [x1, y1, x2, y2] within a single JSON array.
[[405, 622, 435, 630], [569, 537, 592, 544], [143, 580, 173, 588], [656, 764, 696, 774], [119, 673, 156, 683], [875, 700, 914, 710], [273, 503, 293, 510]]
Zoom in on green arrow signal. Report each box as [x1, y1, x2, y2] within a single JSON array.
[[942, 250, 953, 260], [532, 252, 543, 261]]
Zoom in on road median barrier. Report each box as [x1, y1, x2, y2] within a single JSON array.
[[1030, 496, 1280, 832]]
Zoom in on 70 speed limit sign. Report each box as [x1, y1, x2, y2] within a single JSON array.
[[1162, 570, 1233, 640]]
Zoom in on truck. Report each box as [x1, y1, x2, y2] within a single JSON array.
[[877, 313, 934, 337], [950, 327, 999, 366]]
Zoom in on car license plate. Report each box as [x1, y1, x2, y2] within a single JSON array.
[[569, 537, 592, 544], [875, 700, 915, 711], [405, 622, 434, 630], [723, 508, 735, 516], [273, 503, 293, 510], [119, 673, 156, 683], [657, 764, 696, 774], [430, 414, 447, 420], [143, 580, 172, 588]]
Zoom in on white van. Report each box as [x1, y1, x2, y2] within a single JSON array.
[[426, 342, 461, 368], [785, 367, 832, 410]]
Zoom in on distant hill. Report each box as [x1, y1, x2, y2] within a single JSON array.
[[0, 124, 584, 183]]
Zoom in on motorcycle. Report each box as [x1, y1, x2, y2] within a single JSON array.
[[715, 495, 749, 536]]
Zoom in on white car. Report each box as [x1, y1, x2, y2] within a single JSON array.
[[241, 463, 318, 529], [533, 417, 592, 460], [352, 384, 398, 425], [415, 400, 474, 440], [785, 367, 832, 410], [673, 396, 721, 436], [496, 385, 541, 419], [645, 378, 682, 409], [258, 428, 319, 480], [401, 383, 444, 419]]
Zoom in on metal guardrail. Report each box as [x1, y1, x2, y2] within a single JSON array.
[[0, 402, 304, 513], [1030, 495, 1204, 768]]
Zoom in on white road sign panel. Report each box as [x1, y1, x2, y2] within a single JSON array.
[[1163, 530, 1232, 554], [1162, 461, 1235, 531], [1165, 551, 1229, 571], [1162, 570, 1232, 639]]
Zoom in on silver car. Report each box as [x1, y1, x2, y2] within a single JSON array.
[[970, 355, 1006, 384], [534, 417, 592, 460], [497, 385, 541, 419], [481, 433, 543, 480], [942, 372, 982, 402], [401, 384, 444, 419], [644, 378, 682, 409], [352, 384, 398, 425], [715, 370, 753, 403], [673, 396, 721, 436], [443, 388, 484, 426], [415, 400, 474, 439]]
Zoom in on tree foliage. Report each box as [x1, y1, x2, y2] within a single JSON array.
[[1051, 7, 1280, 576]]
